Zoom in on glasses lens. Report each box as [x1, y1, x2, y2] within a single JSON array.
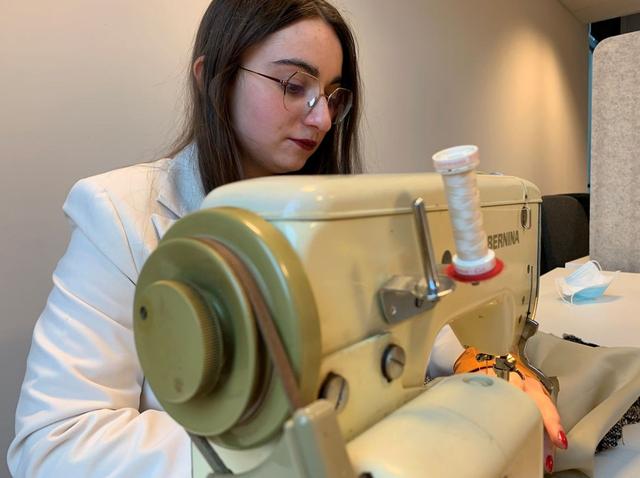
[[284, 71, 353, 124], [327, 88, 353, 124], [284, 71, 319, 115]]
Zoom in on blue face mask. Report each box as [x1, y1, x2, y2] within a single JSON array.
[[555, 260, 616, 303], [572, 284, 611, 300]]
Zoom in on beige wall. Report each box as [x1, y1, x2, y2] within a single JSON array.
[[337, 0, 589, 192], [0, 2, 212, 476], [0, 1, 587, 475]]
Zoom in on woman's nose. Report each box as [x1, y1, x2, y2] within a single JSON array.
[[303, 96, 332, 133]]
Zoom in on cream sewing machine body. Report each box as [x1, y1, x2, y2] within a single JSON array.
[[134, 172, 546, 477]]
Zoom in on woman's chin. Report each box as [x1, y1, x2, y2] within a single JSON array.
[[272, 154, 310, 174]]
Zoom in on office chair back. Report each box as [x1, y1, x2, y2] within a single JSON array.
[[540, 195, 589, 275]]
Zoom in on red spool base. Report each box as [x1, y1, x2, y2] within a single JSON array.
[[445, 258, 504, 283]]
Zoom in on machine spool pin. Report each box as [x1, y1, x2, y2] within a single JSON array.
[[432, 145, 503, 283]]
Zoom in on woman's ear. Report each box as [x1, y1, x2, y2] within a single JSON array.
[[193, 55, 205, 91]]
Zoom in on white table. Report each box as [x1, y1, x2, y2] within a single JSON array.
[[536, 267, 640, 348], [537, 267, 640, 477]]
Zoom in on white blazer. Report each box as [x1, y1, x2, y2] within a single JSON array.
[[8, 145, 204, 477], [8, 144, 465, 477]]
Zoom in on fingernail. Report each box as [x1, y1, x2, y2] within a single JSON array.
[[559, 430, 568, 449], [545, 455, 554, 473]]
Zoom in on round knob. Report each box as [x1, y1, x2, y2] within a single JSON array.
[[136, 279, 223, 404], [319, 373, 350, 413], [382, 344, 406, 382]]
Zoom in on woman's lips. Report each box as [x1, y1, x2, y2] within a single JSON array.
[[290, 138, 317, 151]]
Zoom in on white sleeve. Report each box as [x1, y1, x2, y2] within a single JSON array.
[[427, 325, 465, 379], [8, 180, 191, 477]]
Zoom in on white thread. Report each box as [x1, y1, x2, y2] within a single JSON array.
[[433, 145, 496, 276]]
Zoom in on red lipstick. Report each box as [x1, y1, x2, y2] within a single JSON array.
[[290, 138, 317, 151]]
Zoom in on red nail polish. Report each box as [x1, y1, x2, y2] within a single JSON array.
[[546, 455, 554, 473], [559, 430, 568, 449]]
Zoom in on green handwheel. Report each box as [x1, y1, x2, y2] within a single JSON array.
[[134, 207, 321, 449]]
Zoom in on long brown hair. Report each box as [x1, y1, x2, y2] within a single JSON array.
[[169, 0, 362, 193]]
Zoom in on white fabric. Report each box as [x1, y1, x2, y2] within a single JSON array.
[[427, 325, 464, 379], [594, 423, 640, 478], [8, 145, 204, 477]]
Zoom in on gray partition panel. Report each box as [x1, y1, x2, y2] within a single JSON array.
[[590, 31, 640, 272]]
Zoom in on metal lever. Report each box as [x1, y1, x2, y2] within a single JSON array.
[[518, 318, 559, 401], [379, 197, 454, 323], [413, 198, 440, 301]]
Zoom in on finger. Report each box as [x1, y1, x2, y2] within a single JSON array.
[[544, 433, 555, 474], [524, 377, 568, 450]]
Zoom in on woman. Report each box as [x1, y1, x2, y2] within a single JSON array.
[[8, 0, 563, 476]]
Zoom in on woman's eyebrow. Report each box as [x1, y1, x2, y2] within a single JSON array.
[[272, 58, 342, 84]]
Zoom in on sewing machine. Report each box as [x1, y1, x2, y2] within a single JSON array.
[[134, 171, 547, 477]]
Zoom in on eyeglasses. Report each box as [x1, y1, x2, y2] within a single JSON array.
[[239, 67, 353, 124]]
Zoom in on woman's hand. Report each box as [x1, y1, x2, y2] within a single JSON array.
[[454, 348, 568, 474], [504, 365, 568, 474]]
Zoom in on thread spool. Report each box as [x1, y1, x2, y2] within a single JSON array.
[[432, 145, 502, 281]]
